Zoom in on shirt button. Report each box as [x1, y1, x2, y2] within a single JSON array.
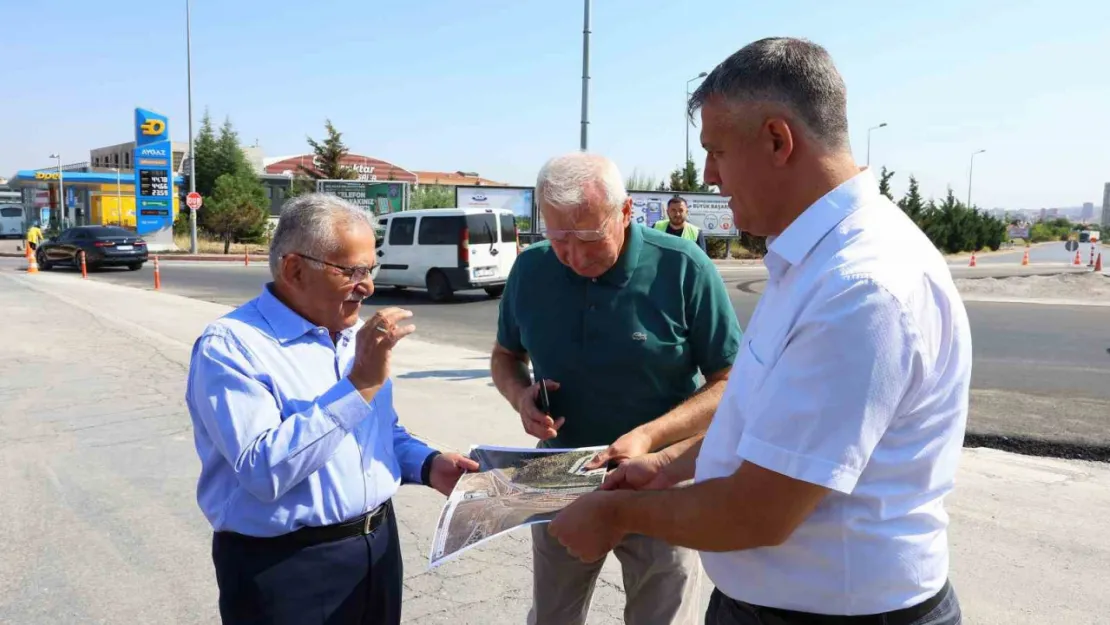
[[591, 278, 597, 283], [588, 304, 596, 311]]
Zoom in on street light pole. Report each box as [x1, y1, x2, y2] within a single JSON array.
[[579, 0, 590, 151], [111, 168, 122, 226], [866, 122, 887, 167], [186, 0, 198, 253], [49, 153, 64, 229], [967, 149, 986, 208], [685, 72, 708, 165]]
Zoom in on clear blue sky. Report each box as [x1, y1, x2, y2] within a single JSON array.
[[3, 0, 1108, 210]]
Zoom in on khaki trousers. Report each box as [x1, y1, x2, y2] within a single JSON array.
[[527, 524, 702, 625]]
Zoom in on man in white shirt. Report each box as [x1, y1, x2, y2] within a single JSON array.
[[547, 37, 969, 625]]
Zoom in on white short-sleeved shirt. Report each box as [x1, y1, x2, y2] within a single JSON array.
[[695, 170, 972, 615]]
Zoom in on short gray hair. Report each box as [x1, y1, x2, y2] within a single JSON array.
[[535, 152, 628, 214], [688, 37, 849, 150], [269, 192, 377, 279]]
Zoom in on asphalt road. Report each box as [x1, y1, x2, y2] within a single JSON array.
[[970, 240, 1104, 266], [11, 257, 1110, 455]]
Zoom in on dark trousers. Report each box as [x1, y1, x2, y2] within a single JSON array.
[[211, 506, 402, 625], [705, 581, 961, 625]]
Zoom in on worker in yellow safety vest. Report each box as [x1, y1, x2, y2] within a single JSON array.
[[653, 196, 707, 254], [25, 222, 44, 252]]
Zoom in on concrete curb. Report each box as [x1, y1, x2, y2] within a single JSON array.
[[0, 251, 268, 262]]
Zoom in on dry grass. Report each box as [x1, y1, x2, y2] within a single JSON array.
[[172, 233, 268, 255]]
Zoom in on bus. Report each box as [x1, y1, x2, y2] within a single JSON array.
[[0, 204, 25, 239], [1079, 230, 1101, 244]]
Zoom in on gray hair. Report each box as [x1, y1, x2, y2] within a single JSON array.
[[268, 192, 377, 279], [535, 152, 628, 214], [688, 37, 850, 151]]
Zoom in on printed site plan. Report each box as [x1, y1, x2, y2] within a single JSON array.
[[429, 445, 606, 568]]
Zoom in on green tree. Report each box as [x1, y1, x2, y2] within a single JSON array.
[[411, 184, 455, 209], [666, 159, 710, 192], [192, 110, 221, 198], [302, 120, 356, 181], [214, 117, 251, 179], [201, 169, 269, 254], [897, 175, 927, 222], [878, 166, 895, 201], [625, 169, 659, 191]]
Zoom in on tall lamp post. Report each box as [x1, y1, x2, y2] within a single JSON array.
[[685, 72, 708, 165], [186, 0, 198, 253], [967, 149, 986, 208], [579, 0, 591, 151], [109, 167, 122, 226], [49, 153, 64, 229], [866, 122, 887, 167]]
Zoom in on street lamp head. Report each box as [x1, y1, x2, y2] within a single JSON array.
[[697, 71, 708, 78], [977, 149, 986, 154], [879, 122, 888, 128], [49, 153, 60, 159]]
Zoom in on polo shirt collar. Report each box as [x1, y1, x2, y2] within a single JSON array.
[[256, 283, 352, 345], [597, 223, 644, 286], [766, 169, 879, 271]]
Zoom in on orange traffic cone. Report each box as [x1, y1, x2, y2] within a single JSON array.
[[1021, 249, 1029, 266], [153, 255, 161, 290], [1073, 250, 1082, 266], [969, 252, 977, 267], [80, 251, 88, 279], [1096, 253, 1103, 273], [25, 244, 38, 274], [244, 252, 249, 266]]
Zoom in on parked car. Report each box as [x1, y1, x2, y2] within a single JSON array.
[[373, 207, 520, 301], [36, 225, 148, 271]]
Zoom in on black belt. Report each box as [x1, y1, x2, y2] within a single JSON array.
[[744, 580, 951, 625], [218, 501, 391, 549]]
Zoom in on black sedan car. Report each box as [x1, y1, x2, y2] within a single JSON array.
[[36, 226, 149, 271]]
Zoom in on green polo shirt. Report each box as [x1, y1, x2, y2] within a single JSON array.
[[496, 223, 742, 449]]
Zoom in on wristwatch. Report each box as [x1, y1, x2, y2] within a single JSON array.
[[421, 451, 442, 486]]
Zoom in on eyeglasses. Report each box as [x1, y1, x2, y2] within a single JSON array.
[[290, 253, 379, 283], [543, 212, 616, 243]]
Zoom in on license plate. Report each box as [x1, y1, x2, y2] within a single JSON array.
[[116, 245, 133, 251], [474, 267, 495, 278]]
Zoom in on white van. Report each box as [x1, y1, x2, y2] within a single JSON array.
[[374, 207, 520, 301]]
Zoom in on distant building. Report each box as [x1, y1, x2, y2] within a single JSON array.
[[413, 171, 507, 187], [1081, 202, 1095, 223], [90, 141, 190, 174], [1102, 183, 1110, 226]]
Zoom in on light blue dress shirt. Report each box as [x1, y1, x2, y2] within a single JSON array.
[[185, 284, 436, 537]]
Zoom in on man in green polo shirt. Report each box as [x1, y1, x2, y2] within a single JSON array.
[[653, 196, 708, 254], [490, 152, 742, 625]]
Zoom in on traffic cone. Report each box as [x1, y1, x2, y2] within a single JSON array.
[[969, 252, 977, 267], [1073, 250, 1082, 266], [1089, 246, 1096, 267], [80, 251, 87, 279], [153, 255, 161, 290], [244, 252, 249, 266], [1021, 249, 1029, 266], [25, 245, 38, 274], [1096, 253, 1103, 273]]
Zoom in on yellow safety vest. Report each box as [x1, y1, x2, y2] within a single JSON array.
[[26, 227, 43, 245], [653, 220, 699, 242]]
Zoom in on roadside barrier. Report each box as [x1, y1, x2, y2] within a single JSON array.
[[80, 251, 88, 279], [153, 255, 162, 290]]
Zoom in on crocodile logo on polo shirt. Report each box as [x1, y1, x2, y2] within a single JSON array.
[[631, 332, 647, 342]]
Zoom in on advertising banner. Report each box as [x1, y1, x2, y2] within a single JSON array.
[[317, 180, 407, 215], [132, 108, 175, 235], [1007, 226, 1030, 240], [628, 191, 736, 236], [455, 186, 535, 232]]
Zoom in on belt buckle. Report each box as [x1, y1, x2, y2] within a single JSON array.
[[363, 510, 374, 535]]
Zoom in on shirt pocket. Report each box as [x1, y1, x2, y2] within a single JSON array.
[[733, 337, 771, 402]]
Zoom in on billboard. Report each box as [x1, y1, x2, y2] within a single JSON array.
[[455, 185, 535, 232], [628, 191, 736, 236], [317, 180, 408, 215], [132, 108, 175, 235]]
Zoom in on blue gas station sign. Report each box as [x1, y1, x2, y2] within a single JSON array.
[[133, 108, 174, 235]]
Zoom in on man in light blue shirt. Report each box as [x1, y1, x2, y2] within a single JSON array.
[[186, 192, 478, 625]]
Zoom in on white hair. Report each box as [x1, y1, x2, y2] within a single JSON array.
[[269, 192, 377, 279], [535, 152, 628, 214]]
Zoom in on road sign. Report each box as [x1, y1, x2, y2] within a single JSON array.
[[1066, 240, 1079, 252], [186, 192, 203, 211]]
